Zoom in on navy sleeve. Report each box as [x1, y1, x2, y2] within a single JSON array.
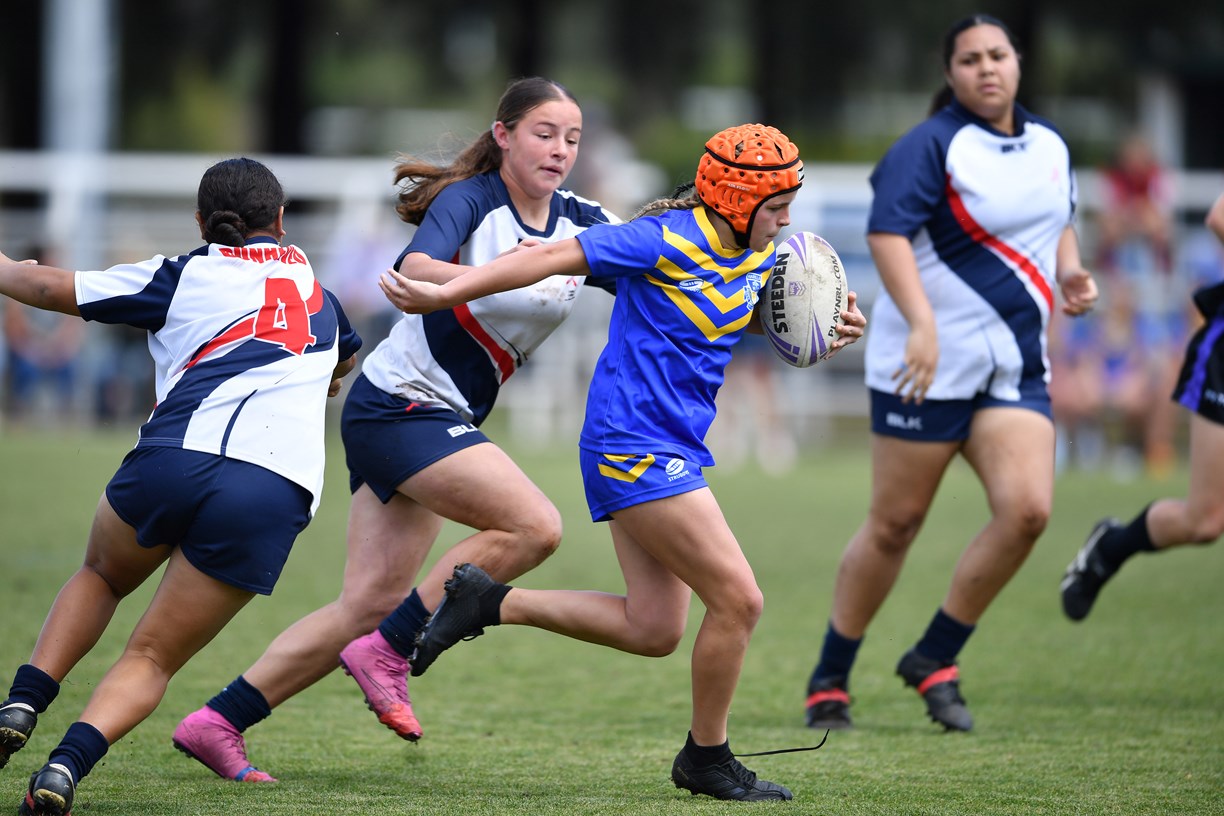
[[324, 287, 363, 358], [867, 120, 951, 238]]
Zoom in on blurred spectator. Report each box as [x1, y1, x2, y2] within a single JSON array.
[[1049, 283, 1152, 478], [1092, 134, 1187, 478], [1096, 133, 1174, 277], [3, 244, 85, 427], [92, 323, 155, 427], [320, 199, 405, 351]]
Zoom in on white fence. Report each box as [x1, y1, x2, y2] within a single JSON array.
[[1, 151, 1221, 448]]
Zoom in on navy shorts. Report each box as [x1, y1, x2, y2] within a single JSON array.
[[579, 448, 707, 522], [341, 373, 490, 503], [869, 388, 1052, 442], [105, 447, 312, 595], [1173, 314, 1224, 425]]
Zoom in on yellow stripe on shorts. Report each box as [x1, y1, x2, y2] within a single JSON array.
[[597, 453, 656, 483]]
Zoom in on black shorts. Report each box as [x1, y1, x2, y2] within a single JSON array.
[[105, 447, 312, 595], [1173, 313, 1224, 425], [340, 373, 490, 503]]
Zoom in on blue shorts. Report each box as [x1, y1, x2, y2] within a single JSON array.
[[579, 448, 707, 522], [869, 388, 1052, 442], [1174, 314, 1224, 425], [105, 447, 312, 595], [341, 373, 489, 503]]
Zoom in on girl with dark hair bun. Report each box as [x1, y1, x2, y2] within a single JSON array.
[[196, 157, 287, 246], [0, 157, 360, 815], [803, 14, 1098, 735], [173, 77, 621, 785]]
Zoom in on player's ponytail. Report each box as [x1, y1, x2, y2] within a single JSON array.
[[632, 181, 702, 220]]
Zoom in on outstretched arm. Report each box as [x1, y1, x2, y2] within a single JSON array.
[[382, 238, 590, 313], [0, 251, 80, 316]]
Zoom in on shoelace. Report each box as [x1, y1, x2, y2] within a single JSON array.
[[737, 729, 829, 757], [725, 758, 759, 786]]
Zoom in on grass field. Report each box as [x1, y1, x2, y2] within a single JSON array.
[[0, 423, 1220, 815]]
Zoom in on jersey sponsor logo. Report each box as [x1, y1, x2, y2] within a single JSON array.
[[664, 458, 691, 482], [886, 412, 923, 431], [218, 245, 308, 265], [446, 423, 479, 437], [679, 279, 705, 291]]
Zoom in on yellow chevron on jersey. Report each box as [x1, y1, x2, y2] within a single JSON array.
[[645, 278, 754, 341], [661, 212, 775, 277], [597, 453, 656, 482], [651, 256, 749, 313]]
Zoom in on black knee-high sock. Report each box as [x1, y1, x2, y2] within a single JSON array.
[[1098, 505, 1157, 572]]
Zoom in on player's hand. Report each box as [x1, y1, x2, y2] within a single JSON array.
[[824, 290, 867, 360], [893, 322, 938, 404], [380, 267, 449, 314], [0, 250, 38, 266], [1058, 266, 1098, 316], [499, 238, 543, 257]]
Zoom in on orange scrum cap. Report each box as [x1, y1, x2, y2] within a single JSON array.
[[695, 124, 803, 245]]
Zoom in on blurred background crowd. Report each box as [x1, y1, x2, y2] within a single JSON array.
[[1, 0, 1222, 482]]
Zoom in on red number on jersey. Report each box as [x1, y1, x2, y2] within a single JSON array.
[[254, 278, 319, 355]]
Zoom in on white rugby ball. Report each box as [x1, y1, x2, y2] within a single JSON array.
[[760, 232, 848, 368]]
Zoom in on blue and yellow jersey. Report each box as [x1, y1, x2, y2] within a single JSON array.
[[575, 207, 775, 465]]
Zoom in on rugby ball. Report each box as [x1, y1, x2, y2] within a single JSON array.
[[760, 232, 847, 368]]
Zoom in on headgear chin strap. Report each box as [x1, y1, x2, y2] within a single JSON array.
[[695, 124, 803, 248]]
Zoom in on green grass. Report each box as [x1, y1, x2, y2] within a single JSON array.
[[1, 424, 1221, 815]]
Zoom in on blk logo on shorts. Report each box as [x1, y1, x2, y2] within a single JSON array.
[[886, 412, 923, 431]]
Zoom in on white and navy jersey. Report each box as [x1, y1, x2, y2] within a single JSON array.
[[360, 170, 618, 424], [76, 238, 362, 514], [865, 99, 1076, 401]]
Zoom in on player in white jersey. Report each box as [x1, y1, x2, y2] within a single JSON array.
[[0, 158, 360, 816], [173, 78, 619, 783], [803, 15, 1099, 734]]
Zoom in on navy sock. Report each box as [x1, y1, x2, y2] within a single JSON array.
[[915, 608, 975, 664], [378, 588, 430, 658], [6, 664, 60, 713], [206, 675, 271, 733], [48, 721, 109, 784], [809, 621, 862, 690], [1098, 506, 1156, 571], [684, 731, 732, 761]]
